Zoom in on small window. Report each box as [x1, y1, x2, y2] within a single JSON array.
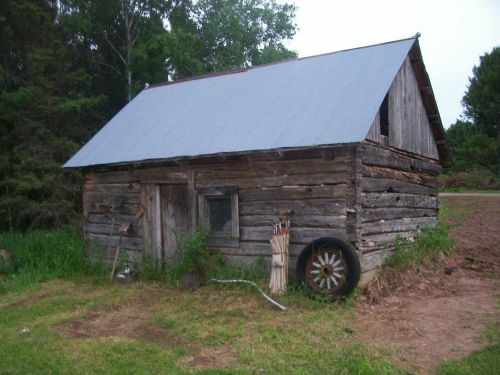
[[198, 187, 239, 243], [380, 93, 389, 137], [207, 197, 232, 234]]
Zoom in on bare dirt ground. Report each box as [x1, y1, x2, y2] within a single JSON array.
[[356, 195, 500, 374]]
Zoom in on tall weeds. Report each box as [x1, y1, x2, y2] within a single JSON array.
[[0, 227, 103, 292]]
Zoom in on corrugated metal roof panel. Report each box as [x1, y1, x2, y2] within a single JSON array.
[[64, 37, 416, 167]]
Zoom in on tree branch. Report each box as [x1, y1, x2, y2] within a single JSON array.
[[104, 33, 127, 67], [94, 59, 122, 76]]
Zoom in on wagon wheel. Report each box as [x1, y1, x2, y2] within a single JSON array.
[[296, 237, 360, 299]]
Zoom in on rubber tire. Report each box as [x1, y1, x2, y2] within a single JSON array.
[[296, 237, 361, 300]]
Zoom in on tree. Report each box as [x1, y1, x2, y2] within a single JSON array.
[[445, 120, 499, 174], [0, 0, 103, 231], [445, 45, 500, 181], [462, 46, 500, 138], [0, 0, 298, 231], [194, 0, 297, 71]]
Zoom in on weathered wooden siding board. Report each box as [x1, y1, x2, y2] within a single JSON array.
[[361, 207, 437, 223], [239, 185, 346, 201], [82, 177, 144, 258], [362, 165, 437, 188], [240, 215, 346, 228], [240, 199, 346, 216], [366, 111, 381, 142], [240, 226, 348, 244], [161, 184, 189, 261], [362, 178, 437, 196], [361, 192, 438, 209], [361, 143, 441, 174], [361, 216, 437, 236], [366, 56, 439, 159], [359, 231, 418, 253]]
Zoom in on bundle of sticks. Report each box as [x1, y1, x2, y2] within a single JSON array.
[[269, 211, 290, 295]]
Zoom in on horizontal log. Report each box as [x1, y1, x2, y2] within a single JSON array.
[[240, 226, 348, 244], [239, 199, 346, 216], [86, 191, 140, 205], [194, 158, 348, 181], [240, 214, 346, 228], [87, 202, 139, 215], [360, 249, 394, 272], [362, 165, 438, 188], [361, 144, 442, 173], [359, 231, 419, 252], [87, 213, 138, 225], [361, 216, 437, 235], [86, 232, 144, 251], [361, 193, 438, 209], [196, 172, 348, 190], [211, 241, 306, 257], [86, 168, 187, 184], [84, 182, 140, 194], [362, 178, 437, 196], [86, 222, 142, 237], [239, 184, 346, 202], [360, 208, 437, 223]]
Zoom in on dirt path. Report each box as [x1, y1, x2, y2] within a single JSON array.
[[355, 195, 500, 374]]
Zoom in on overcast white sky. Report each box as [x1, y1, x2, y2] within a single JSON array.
[[277, 0, 500, 128]]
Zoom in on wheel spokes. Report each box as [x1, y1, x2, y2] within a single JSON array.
[[308, 249, 346, 290]]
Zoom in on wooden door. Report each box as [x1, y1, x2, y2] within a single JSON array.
[[160, 184, 188, 262]]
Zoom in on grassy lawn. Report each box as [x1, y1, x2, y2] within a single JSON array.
[[1, 279, 402, 375], [0, 202, 498, 374]]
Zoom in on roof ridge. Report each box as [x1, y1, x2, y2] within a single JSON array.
[[145, 35, 419, 90]]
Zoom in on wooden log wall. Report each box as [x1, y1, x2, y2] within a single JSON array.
[[81, 145, 356, 266], [83, 178, 145, 263], [192, 146, 354, 263], [357, 141, 441, 273]]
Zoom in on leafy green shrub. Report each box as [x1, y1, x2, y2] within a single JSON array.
[[440, 169, 500, 191], [387, 223, 454, 270], [138, 227, 271, 285]]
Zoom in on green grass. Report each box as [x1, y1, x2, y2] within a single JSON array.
[[440, 187, 500, 193], [436, 344, 500, 375], [436, 324, 500, 375], [0, 279, 405, 374], [0, 227, 104, 293], [387, 223, 454, 270]]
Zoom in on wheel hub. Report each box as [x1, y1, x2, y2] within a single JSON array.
[[320, 264, 334, 277]]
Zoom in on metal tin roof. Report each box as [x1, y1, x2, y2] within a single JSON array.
[[65, 37, 417, 168]]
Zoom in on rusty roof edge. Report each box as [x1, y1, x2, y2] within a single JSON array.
[[71, 142, 361, 170]]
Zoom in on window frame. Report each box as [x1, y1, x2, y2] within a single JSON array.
[[197, 186, 239, 241]]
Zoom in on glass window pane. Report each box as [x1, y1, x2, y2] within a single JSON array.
[[208, 197, 232, 233]]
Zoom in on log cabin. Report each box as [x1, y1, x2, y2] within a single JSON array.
[[64, 35, 450, 297]]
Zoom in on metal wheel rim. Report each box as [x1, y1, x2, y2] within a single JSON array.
[[305, 247, 347, 293]]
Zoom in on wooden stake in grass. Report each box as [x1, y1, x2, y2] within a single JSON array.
[[110, 221, 131, 281]]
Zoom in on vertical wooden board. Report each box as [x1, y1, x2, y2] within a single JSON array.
[[386, 57, 439, 159], [161, 184, 189, 262], [141, 184, 162, 259], [366, 110, 381, 143], [187, 169, 197, 234], [231, 192, 239, 238]]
